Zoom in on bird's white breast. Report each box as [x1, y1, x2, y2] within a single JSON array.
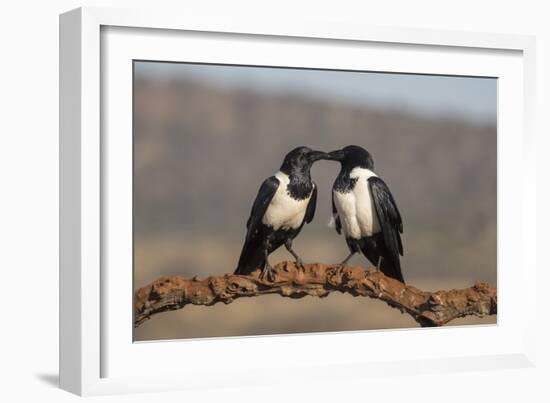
[[262, 171, 311, 230], [333, 167, 380, 239]]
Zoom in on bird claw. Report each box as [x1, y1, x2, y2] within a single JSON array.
[[259, 265, 275, 282]]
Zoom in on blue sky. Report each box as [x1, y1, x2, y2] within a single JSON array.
[[135, 61, 496, 124]]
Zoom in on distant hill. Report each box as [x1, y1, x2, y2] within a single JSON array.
[[134, 78, 496, 239]]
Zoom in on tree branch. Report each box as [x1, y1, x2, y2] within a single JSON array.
[[134, 261, 497, 328]]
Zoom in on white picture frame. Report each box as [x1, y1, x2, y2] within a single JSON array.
[[59, 6, 537, 396]]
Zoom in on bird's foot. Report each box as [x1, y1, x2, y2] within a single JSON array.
[[259, 264, 276, 282], [294, 257, 305, 270]]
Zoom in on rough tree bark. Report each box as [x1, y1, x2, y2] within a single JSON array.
[[134, 261, 497, 328]]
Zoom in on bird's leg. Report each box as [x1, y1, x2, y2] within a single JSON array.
[[259, 244, 275, 282], [339, 251, 356, 266], [284, 239, 304, 268], [259, 259, 274, 282], [376, 256, 383, 272]]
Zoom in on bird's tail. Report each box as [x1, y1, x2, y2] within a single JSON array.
[[234, 237, 266, 276], [379, 257, 405, 284], [358, 236, 405, 283]]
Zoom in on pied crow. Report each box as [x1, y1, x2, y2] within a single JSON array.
[[325, 145, 405, 283], [234, 146, 327, 280]]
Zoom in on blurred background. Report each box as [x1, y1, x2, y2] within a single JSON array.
[[133, 61, 497, 341]]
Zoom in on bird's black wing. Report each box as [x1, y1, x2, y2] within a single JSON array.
[[304, 183, 317, 224], [369, 176, 403, 254], [245, 176, 280, 241], [369, 177, 404, 281], [235, 176, 280, 275], [331, 191, 342, 234]]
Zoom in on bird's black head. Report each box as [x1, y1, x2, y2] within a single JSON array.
[[325, 145, 375, 170], [279, 146, 327, 175]]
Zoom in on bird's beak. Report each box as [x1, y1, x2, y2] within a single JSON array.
[[306, 150, 328, 163], [325, 149, 345, 161]]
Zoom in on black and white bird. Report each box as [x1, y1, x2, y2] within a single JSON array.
[[234, 146, 327, 280], [326, 145, 405, 283]]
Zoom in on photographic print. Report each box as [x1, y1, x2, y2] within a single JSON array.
[[133, 61, 497, 341]]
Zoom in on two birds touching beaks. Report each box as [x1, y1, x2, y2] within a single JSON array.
[[234, 145, 405, 284]]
